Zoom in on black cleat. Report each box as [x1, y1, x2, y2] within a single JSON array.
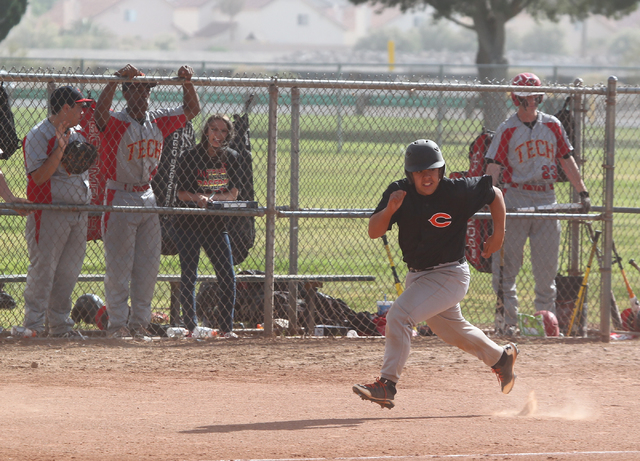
[[492, 342, 518, 394], [353, 378, 396, 409]]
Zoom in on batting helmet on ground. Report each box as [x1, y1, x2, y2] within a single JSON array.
[[621, 308, 640, 332], [71, 294, 105, 325], [535, 310, 560, 337], [404, 139, 445, 183], [511, 72, 544, 107]]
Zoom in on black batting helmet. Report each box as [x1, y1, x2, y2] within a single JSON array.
[[71, 294, 105, 325], [404, 139, 445, 183]]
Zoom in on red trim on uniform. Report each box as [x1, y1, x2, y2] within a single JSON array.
[[155, 113, 187, 138], [23, 136, 57, 245], [544, 121, 571, 158], [103, 189, 116, 235], [510, 183, 554, 192], [100, 118, 131, 181], [493, 127, 517, 184]]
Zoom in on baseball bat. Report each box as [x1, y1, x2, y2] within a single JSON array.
[[494, 246, 505, 334], [508, 203, 582, 213], [381, 234, 403, 296], [568, 230, 600, 336], [612, 243, 640, 314], [630, 259, 640, 274], [585, 223, 622, 330]]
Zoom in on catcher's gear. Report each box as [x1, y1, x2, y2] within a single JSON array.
[[621, 308, 640, 332], [404, 139, 445, 183], [62, 140, 98, 175], [534, 310, 560, 337], [0, 290, 16, 310], [511, 72, 544, 107], [71, 294, 105, 325]]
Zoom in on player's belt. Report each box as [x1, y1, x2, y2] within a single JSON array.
[[510, 182, 554, 192], [106, 179, 151, 192], [409, 257, 466, 273]]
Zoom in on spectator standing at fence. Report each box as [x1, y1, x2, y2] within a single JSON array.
[[94, 64, 200, 338], [353, 139, 517, 410], [20, 86, 92, 338], [484, 73, 590, 336], [173, 115, 240, 338]]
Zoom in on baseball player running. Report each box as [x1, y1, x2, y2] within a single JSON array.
[[485, 73, 590, 336], [94, 64, 200, 338], [22, 86, 92, 338], [353, 140, 517, 410]]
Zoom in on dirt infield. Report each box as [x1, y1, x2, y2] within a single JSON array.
[[1, 335, 639, 461]]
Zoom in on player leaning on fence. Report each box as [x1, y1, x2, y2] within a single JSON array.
[[353, 139, 518, 410], [20, 86, 92, 339], [484, 73, 590, 337], [94, 64, 201, 339]]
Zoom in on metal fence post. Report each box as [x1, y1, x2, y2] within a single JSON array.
[[601, 76, 617, 342], [570, 79, 584, 275], [263, 81, 279, 336], [336, 64, 343, 154], [289, 87, 301, 333]]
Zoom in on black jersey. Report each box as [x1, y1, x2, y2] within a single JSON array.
[[373, 175, 495, 269], [175, 144, 240, 233]]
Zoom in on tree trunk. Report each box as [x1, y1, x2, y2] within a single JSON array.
[[473, 10, 509, 130]]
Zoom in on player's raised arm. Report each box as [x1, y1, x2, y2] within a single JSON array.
[[178, 65, 200, 121], [95, 64, 142, 131], [368, 189, 405, 239], [482, 186, 506, 258]]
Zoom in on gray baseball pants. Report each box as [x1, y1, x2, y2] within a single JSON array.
[[103, 188, 161, 332], [492, 188, 560, 327], [380, 261, 504, 384], [23, 210, 88, 335]]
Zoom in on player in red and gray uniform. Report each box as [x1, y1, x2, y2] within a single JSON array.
[[22, 86, 92, 338], [94, 64, 200, 338], [485, 73, 590, 336], [353, 140, 517, 410]]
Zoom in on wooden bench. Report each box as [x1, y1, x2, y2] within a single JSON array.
[[0, 273, 375, 335]]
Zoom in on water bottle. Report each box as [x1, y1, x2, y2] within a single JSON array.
[[11, 326, 36, 338], [166, 327, 188, 338], [192, 326, 217, 339]]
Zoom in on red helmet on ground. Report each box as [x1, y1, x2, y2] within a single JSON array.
[[621, 308, 640, 332], [534, 310, 560, 336], [511, 72, 544, 107]]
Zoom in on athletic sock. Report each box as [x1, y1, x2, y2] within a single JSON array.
[[492, 350, 508, 369], [380, 377, 397, 394]]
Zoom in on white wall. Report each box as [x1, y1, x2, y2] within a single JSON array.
[[92, 0, 176, 39], [234, 0, 345, 45]]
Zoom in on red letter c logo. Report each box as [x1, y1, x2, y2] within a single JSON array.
[[429, 213, 452, 228]]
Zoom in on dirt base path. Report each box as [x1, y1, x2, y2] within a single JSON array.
[[1, 336, 639, 461]]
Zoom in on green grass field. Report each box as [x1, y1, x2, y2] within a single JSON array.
[[1, 90, 639, 333]]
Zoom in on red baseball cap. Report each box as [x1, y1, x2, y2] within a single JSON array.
[[50, 86, 92, 113]]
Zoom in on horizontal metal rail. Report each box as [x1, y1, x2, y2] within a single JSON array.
[[0, 73, 609, 94]]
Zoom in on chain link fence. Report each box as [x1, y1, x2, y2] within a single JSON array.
[[0, 68, 633, 340]]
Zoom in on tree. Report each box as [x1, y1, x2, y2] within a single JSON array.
[[0, 0, 28, 44], [218, 0, 245, 42], [348, 0, 640, 128]]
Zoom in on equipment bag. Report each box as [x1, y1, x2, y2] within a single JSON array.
[[553, 96, 576, 183], [0, 82, 20, 160], [450, 128, 494, 273], [226, 99, 256, 265], [152, 122, 196, 255]]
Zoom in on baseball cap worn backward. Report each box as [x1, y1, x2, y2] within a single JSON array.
[[404, 139, 445, 172], [50, 86, 92, 113]]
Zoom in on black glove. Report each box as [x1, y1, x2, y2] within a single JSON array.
[[61, 141, 98, 175], [579, 191, 591, 213]]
